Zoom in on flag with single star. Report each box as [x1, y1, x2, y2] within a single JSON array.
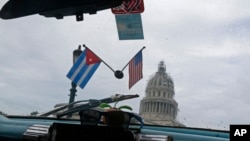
[[67, 48, 101, 89]]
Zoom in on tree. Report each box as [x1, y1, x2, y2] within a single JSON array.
[[30, 111, 39, 116], [0, 110, 7, 116]]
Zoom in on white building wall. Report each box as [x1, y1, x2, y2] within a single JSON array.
[[139, 61, 184, 127]]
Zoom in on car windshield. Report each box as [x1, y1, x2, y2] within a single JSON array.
[[0, 0, 249, 132]]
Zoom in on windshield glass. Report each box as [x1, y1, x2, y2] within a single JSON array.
[[1, 0, 249, 131]]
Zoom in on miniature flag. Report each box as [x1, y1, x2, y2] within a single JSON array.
[[129, 50, 143, 89], [67, 48, 101, 89]]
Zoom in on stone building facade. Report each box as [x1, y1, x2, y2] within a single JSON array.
[[139, 61, 184, 126]]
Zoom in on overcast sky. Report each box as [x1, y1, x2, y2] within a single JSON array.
[[1, 0, 250, 130]]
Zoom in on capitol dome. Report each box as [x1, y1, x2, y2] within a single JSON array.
[[139, 61, 183, 126]]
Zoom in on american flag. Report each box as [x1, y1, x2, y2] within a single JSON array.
[[129, 50, 143, 89]]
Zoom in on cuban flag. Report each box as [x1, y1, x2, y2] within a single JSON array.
[[67, 48, 101, 89]]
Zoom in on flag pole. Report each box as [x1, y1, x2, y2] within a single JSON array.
[[82, 44, 115, 72], [121, 46, 146, 72]]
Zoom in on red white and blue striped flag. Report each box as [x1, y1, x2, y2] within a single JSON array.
[[129, 50, 143, 89], [66, 48, 101, 89]]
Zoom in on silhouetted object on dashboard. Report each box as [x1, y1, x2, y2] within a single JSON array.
[[0, 0, 126, 21]]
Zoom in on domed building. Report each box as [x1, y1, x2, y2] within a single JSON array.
[[139, 61, 184, 126]]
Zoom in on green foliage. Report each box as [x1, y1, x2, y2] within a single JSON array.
[[99, 103, 132, 111], [99, 103, 112, 109], [118, 105, 133, 111], [0, 110, 7, 116], [30, 111, 39, 116]]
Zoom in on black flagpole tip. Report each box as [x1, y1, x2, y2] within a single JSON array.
[[114, 70, 124, 79]]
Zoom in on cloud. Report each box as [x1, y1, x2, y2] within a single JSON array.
[[1, 0, 250, 130]]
